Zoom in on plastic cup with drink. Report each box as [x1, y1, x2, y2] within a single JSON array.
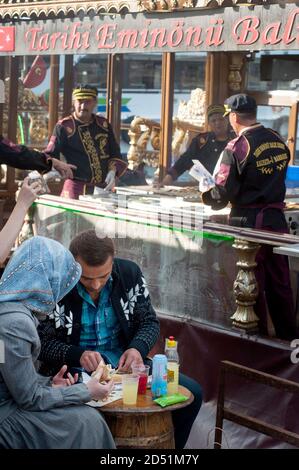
[[131, 363, 150, 395], [122, 374, 139, 405]]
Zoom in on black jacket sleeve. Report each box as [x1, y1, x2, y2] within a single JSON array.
[[0, 137, 52, 173], [44, 124, 67, 159], [167, 136, 201, 180], [38, 315, 84, 372]]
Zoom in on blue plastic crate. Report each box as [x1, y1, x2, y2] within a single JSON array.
[[286, 165, 299, 188]]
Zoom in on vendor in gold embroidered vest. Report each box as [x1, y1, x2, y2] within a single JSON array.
[[45, 85, 127, 199]]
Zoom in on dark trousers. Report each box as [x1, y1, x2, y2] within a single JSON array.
[[255, 245, 297, 340], [172, 373, 202, 449]]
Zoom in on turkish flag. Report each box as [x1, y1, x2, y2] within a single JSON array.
[[0, 26, 15, 52], [23, 56, 47, 89]]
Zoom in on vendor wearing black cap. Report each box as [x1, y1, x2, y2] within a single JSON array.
[[45, 84, 127, 199], [202, 93, 296, 340], [162, 104, 233, 186]]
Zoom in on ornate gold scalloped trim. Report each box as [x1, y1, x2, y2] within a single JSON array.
[[0, 0, 138, 19], [0, 0, 293, 19], [204, 0, 294, 6], [141, 0, 297, 9]]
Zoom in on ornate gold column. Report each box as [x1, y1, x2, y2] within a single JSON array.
[[228, 53, 246, 94], [127, 117, 145, 170], [231, 238, 260, 333]]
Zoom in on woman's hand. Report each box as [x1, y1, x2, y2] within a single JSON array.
[[17, 176, 42, 209], [52, 365, 79, 388], [86, 369, 114, 401]]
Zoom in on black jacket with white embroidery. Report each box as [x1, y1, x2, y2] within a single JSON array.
[[38, 258, 160, 375]]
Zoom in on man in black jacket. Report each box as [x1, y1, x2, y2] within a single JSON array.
[[45, 85, 127, 199], [38, 229, 202, 449], [162, 104, 233, 185], [202, 94, 296, 340]]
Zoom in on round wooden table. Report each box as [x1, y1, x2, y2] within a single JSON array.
[[100, 385, 193, 449]]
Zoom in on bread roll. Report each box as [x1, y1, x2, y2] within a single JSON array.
[[91, 360, 122, 383]]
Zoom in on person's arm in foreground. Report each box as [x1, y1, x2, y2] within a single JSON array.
[[0, 177, 41, 264], [0, 310, 114, 409]]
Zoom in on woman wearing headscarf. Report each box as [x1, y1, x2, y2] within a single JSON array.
[[0, 236, 115, 449]]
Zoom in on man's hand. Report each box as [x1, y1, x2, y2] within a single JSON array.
[[50, 157, 77, 179], [118, 348, 143, 372], [80, 350, 103, 372], [52, 365, 78, 388], [161, 174, 174, 187], [104, 170, 116, 191]]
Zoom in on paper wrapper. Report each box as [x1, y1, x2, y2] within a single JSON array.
[[87, 388, 123, 408], [189, 160, 215, 192]]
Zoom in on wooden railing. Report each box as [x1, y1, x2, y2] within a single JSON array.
[[215, 360, 299, 449]]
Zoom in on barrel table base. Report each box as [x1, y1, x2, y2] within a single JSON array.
[[100, 385, 193, 450], [105, 411, 175, 449]]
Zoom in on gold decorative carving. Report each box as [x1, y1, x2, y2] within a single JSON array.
[[142, 0, 195, 11], [127, 89, 204, 169], [176, 88, 206, 127], [172, 88, 205, 159], [2, 77, 65, 148], [127, 116, 160, 170], [3, 78, 48, 147], [172, 118, 203, 158], [205, 0, 283, 6], [231, 238, 260, 333], [228, 53, 245, 93]]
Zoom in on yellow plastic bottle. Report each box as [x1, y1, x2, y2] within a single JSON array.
[[165, 336, 179, 395]]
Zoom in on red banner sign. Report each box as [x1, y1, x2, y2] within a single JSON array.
[[0, 5, 298, 55]]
